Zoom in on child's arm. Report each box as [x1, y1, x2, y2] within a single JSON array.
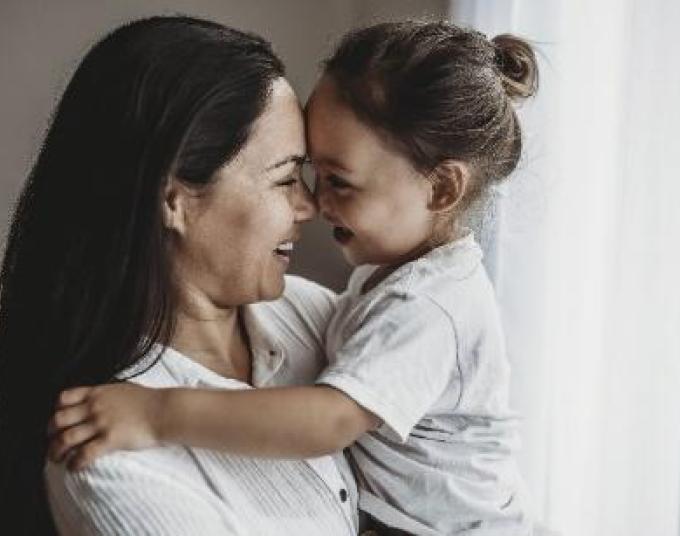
[[162, 385, 378, 455], [48, 382, 380, 470]]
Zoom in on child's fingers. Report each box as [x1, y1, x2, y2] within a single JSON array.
[[48, 404, 91, 435], [67, 438, 110, 472], [49, 422, 100, 463], [57, 386, 93, 408]]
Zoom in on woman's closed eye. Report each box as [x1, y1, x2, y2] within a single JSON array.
[[276, 172, 302, 188], [277, 176, 299, 187]]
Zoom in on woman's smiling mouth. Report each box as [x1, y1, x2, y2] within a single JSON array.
[[274, 241, 294, 263]]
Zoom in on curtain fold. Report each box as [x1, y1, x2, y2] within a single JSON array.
[[451, 1, 680, 535]]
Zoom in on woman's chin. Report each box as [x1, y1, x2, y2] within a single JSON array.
[[259, 274, 287, 302]]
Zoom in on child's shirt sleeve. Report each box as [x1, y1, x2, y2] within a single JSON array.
[[316, 291, 459, 443]]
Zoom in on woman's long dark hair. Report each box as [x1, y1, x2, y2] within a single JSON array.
[[0, 16, 284, 534]]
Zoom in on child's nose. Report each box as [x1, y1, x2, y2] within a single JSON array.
[[316, 203, 339, 226], [314, 181, 330, 213]]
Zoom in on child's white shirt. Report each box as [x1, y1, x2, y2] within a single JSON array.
[[317, 230, 533, 536]]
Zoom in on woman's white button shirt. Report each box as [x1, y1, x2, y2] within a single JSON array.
[[45, 276, 357, 536]]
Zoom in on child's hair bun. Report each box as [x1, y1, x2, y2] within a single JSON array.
[[491, 34, 539, 101]]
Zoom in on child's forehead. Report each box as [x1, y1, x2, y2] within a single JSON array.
[[307, 124, 382, 173], [307, 95, 384, 153], [305, 81, 349, 128], [305, 76, 416, 174], [310, 153, 351, 172]]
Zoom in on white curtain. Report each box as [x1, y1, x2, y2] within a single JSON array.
[[452, 1, 680, 535]]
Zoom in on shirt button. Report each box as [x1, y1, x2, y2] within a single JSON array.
[[339, 488, 348, 502]]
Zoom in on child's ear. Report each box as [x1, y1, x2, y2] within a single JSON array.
[[162, 176, 189, 235], [427, 160, 471, 212]]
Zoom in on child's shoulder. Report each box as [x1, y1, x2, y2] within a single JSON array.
[[337, 232, 496, 330], [385, 233, 487, 298], [351, 273, 454, 334], [379, 234, 499, 330]]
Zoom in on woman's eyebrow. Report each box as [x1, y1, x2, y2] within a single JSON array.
[[265, 154, 306, 171]]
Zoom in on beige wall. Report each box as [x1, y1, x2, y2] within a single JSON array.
[[0, 0, 448, 291]]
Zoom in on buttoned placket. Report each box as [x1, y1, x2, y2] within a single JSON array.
[[243, 305, 358, 533]]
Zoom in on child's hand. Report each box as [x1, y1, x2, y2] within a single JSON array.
[[47, 383, 167, 471]]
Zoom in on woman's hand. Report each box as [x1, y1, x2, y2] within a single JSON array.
[[47, 383, 167, 471]]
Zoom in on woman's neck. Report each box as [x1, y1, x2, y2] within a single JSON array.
[[170, 287, 252, 384]]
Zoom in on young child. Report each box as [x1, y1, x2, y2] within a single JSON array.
[[51, 22, 538, 535]]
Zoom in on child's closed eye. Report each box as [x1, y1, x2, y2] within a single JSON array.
[[327, 174, 351, 190]]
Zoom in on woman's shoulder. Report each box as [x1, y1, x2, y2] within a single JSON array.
[[114, 346, 190, 388], [247, 276, 337, 371], [283, 274, 337, 305]]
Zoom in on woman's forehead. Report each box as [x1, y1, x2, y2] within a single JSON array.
[[241, 80, 305, 171]]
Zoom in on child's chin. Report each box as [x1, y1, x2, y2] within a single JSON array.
[[342, 248, 376, 267], [340, 247, 363, 266]]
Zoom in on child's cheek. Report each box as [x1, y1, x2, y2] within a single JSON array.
[[335, 194, 358, 219]]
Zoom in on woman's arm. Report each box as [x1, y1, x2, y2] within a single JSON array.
[[49, 383, 379, 469]]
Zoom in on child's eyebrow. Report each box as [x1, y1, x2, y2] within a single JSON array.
[[313, 155, 352, 173]]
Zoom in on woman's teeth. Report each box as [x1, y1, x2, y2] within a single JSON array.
[[274, 241, 294, 257]]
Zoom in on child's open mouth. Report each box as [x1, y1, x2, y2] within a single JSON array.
[[333, 226, 354, 245]]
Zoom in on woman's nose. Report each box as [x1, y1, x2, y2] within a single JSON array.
[[293, 181, 317, 222]]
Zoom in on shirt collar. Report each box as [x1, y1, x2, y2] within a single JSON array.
[[351, 228, 483, 297]]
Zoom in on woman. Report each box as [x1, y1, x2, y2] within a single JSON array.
[[0, 16, 357, 534]]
